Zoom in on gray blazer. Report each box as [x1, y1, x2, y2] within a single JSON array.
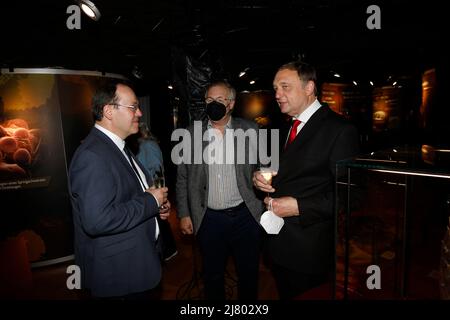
[[176, 117, 264, 234]]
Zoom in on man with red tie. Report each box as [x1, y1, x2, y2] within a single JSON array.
[[253, 61, 359, 299]]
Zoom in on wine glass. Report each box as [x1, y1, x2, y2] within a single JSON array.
[[153, 175, 165, 188], [259, 165, 273, 199], [153, 166, 165, 188], [153, 166, 167, 209]]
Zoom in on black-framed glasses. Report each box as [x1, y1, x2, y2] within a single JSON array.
[[205, 97, 232, 105], [113, 103, 141, 113]]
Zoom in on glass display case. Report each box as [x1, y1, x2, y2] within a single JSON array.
[[335, 145, 450, 299]]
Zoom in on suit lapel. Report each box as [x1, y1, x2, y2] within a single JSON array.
[[281, 105, 329, 158], [279, 118, 291, 153], [92, 128, 145, 188]]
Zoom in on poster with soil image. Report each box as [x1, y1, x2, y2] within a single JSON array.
[[0, 73, 72, 262], [0, 70, 126, 263]]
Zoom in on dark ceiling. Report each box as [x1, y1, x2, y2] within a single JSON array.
[[1, 0, 449, 92]]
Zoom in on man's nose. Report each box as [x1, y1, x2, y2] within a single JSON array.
[[275, 89, 282, 99]]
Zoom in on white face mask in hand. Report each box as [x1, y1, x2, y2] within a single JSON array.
[[260, 198, 284, 234]]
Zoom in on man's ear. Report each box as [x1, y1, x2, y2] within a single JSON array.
[[304, 80, 315, 96], [103, 104, 114, 120], [228, 99, 235, 112]]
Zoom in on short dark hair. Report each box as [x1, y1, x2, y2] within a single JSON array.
[[91, 80, 133, 121], [278, 61, 318, 96], [205, 80, 236, 100]]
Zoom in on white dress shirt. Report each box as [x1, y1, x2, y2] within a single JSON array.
[[285, 99, 322, 146]]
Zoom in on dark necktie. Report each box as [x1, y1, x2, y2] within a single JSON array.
[[124, 147, 146, 190], [124, 146, 159, 239], [286, 119, 301, 148]]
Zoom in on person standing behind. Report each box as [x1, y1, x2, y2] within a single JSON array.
[[253, 61, 359, 299], [137, 122, 178, 261], [69, 80, 170, 299], [176, 80, 264, 300], [136, 123, 164, 179]]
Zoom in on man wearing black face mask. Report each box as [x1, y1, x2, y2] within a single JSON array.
[[205, 100, 227, 121], [176, 80, 264, 300]]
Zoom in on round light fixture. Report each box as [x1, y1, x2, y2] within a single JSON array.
[[77, 0, 101, 21]]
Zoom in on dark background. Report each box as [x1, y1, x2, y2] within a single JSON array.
[[1, 1, 450, 297], [2, 0, 449, 161]]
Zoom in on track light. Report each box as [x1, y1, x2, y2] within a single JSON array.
[[239, 67, 249, 78], [76, 0, 101, 21]]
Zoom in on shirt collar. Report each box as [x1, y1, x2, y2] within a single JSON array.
[[207, 116, 233, 129], [95, 123, 125, 151], [293, 99, 322, 123]]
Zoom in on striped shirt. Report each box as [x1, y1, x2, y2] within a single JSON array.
[[206, 118, 243, 210]]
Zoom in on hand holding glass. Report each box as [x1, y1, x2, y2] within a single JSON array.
[[260, 167, 273, 185], [153, 166, 165, 188], [259, 166, 273, 197], [153, 168, 167, 209]]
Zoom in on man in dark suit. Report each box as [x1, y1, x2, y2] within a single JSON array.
[[69, 81, 170, 299], [176, 80, 264, 300], [253, 61, 359, 299]]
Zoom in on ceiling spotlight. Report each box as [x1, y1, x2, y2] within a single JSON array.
[[392, 81, 397, 86], [333, 73, 341, 78], [239, 67, 249, 78], [76, 0, 101, 21], [352, 80, 358, 86], [369, 81, 374, 86], [249, 80, 255, 85], [168, 85, 173, 90]]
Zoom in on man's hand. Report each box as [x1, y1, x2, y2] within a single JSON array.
[[146, 186, 168, 207], [264, 196, 299, 217], [252, 170, 277, 193], [159, 199, 171, 220], [180, 216, 193, 235]]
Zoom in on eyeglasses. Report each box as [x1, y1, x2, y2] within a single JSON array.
[[113, 103, 141, 113], [205, 97, 232, 105]]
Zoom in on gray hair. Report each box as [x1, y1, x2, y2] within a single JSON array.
[[205, 80, 236, 100]]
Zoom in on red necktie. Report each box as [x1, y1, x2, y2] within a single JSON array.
[[286, 119, 301, 147]]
